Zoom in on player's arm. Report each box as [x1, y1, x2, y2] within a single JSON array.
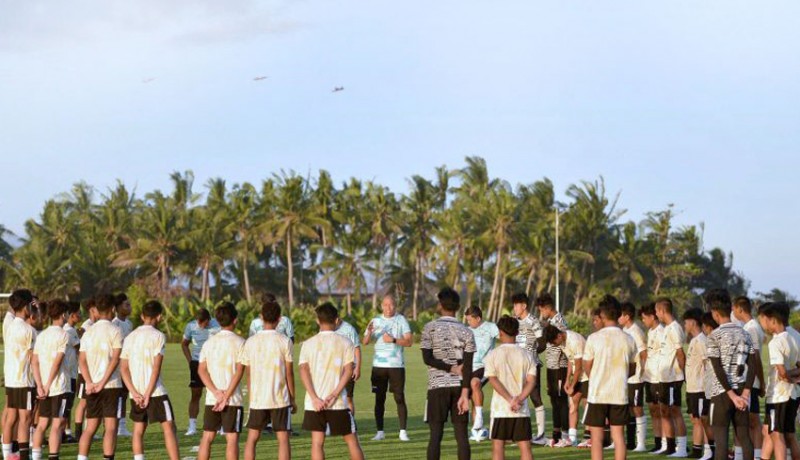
[[198, 361, 221, 395], [43, 352, 66, 397], [96, 348, 122, 390], [676, 348, 686, 370], [286, 361, 297, 413], [638, 349, 647, 378], [583, 358, 593, 378], [120, 359, 139, 400], [299, 363, 323, 411], [354, 346, 362, 380], [519, 373, 536, 401], [360, 323, 373, 345], [329, 360, 354, 406], [488, 376, 515, 404], [395, 332, 413, 347], [571, 359, 582, 387], [32, 352, 46, 398], [78, 351, 93, 388], [753, 346, 765, 391], [181, 338, 192, 363]]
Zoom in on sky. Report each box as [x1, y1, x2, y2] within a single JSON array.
[[1, 1, 799, 296]]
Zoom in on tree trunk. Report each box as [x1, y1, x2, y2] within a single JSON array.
[[498, 261, 508, 321], [525, 264, 536, 297], [412, 255, 420, 320], [372, 253, 382, 311], [243, 254, 252, 304], [287, 230, 294, 309], [347, 292, 352, 316], [487, 249, 502, 320], [202, 260, 210, 302]]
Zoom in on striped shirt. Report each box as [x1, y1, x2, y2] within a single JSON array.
[[421, 317, 477, 390], [705, 322, 754, 398], [515, 314, 542, 367]]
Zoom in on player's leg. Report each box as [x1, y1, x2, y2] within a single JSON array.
[[531, 366, 546, 442], [470, 376, 483, 431], [188, 387, 202, 434], [132, 421, 147, 460], [611, 424, 626, 460], [343, 433, 364, 460], [310, 431, 326, 460], [48, 416, 64, 459], [426, 389, 448, 460], [749, 392, 763, 459], [31, 414, 50, 459], [244, 409, 264, 460], [390, 369, 409, 437], [660, 385, 675, 454], [197, 404, 220, 460], [345, 379, 356, 416], [568, 388, 583, 445], [276, 431, 291, 460], [161, 420, 181, 460], [671, 383, 688, 456], [102, 416, 119, 458], [427, 421, 445, 460], [492, 440, 506, 460], [16, 406, 32, 460], [77, 417, 100, 458], [733, 403, 753, 460], [518, 440, 533, 460], [371, 368, 389, 438], [453, 416, 471, 459]]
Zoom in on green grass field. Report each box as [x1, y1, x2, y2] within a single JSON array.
[[4, 344, 703, 459]]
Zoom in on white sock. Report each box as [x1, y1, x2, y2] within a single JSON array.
[[2, 443, 12, 459], [188, 418, 197, 429], [31, 448, 42, 460], [535, 406, 546, 437], [78, 456, 89, 460], [734, 446, 743, 460], [65, 428, 73, 435], [636, 416, 647, 447], [568, 428, 578, 443], [677, 436, 687, 452], [134, 454, 145, 460], [754, 449, 761, 459], [119, 418, 128, 430], [473, 407, 483, 430], [660, 437, 668, 451]]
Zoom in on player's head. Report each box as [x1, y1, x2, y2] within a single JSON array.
[[619, 301, 637, 327], [464, 307, 483, 328], [83, 296, 98, 321], [95, 293, 116, 318], [28, 301, 42, 329], [682, 307, 703, 335], [598, 294, 621, 323], [115, 293, 132, 318], [496, 315, 519, 341], [215, 301, 238, 328], [141, 300, 164, 323], [757, 302, 789, 334], [66, 301, 82, 324], [704, 288, 732, 323], [437, 287, 460, 314], [654, 297, 674, 321], [510, 292, 529, 318], [48, 299, 68, 323], [381, 294, 397, 317], [591, 308, 602, 331], [701, 312, 719, 336], [315, 302, 339, 327], [8, 289, 34, 314], [544, 324, 566, 346], [261, 297, 281, 326], [196, 307, 211, 328], [639, 302, 658, 329], [731, 296, 752, 321], [535, 292, 556, 319]]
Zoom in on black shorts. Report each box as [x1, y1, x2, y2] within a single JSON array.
[[749, 390, 760, 415], [709, 392, 750, 428], [119, 389, 129, 417], [585, 403, 629, 427], [645, 382, 660, 404], [425, 387, 469, 424], [573, 380, 587, 396], [86, 388, 126, 419], [628, 383, 644, 407], [765, 399, 798, 434], [528, 366, 543, 407], [189, 360, 204, 388], [302, 410, 355, 435], [490, 417, 532, 442], [77, 376, 87, 399], [5, 387, 35, 410], [39, 394, 70, 419], [247, 407, 291, 432], [371, 367, 405, 395], [130, 395, 175, 424], [686, 392, 709, 418], [546, 367, 568, 396], [657, 381, 683, 407], [345, 379, 355, 402], [204, 405, 244, 433], [471, 368, 487, 384]]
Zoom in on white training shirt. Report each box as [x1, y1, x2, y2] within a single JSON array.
[[112, 317, 134, 339], [62, 323, 81, 380], [742, 318, 766, 389], [658, 320, 685, 383], [120, 325, 168, 398], [199, 330, 245, 407], [484, 344, 536, 419], [623, 323, 647, 384], [644, 324, 664, 383], [298, 331, 355, 411], [765, 331, 800, 404], [4, 316, 37, 388], [79, 319, 124, 389], [685, 333, 707, 394], [33, 325, 71, 396], [584, 326, 637, 405], [562, 330, 589, 382], [239, 330, 294, 410]]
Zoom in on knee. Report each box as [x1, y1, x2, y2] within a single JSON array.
[[393, 392, 406, 405]]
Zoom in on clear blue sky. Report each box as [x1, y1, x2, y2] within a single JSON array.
[[1, 1, 799, 296]]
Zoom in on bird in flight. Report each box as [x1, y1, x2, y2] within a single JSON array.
[[142, 77, 156, 84], [332, 86, 344, 93], [253, 76, 268, 81]]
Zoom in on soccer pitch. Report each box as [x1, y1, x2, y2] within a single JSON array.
[[4, 344, 683, 459]]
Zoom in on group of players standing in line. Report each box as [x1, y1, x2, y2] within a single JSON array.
[[2, 286, 800, 460]]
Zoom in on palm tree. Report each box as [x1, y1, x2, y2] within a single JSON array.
[[363, 182, 401, 308], [228, 182, 261, 303]]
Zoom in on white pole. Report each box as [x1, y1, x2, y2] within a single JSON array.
[[555, 208, 560, 313]]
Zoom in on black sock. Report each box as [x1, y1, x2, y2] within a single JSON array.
[[626, 418, 636, 449], [18, 442, 29, 460], [48, 454, 60, 460], [103, 456, 115, 460], [75, 422, 83, 440], [692, 444, 704, 458], [11, 441, 19, 453], [651, 436, 662, 452], [666, 438, 676, 455], [553, 431, 561, 442]]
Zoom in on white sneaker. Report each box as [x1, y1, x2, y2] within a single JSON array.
[[372, 431, 385, 441], [605, 442, 616, 450], [532, 434, 550, 446], [577, 439, 592, 449], [699, 449, 713, 460], [634, 444, 649, 452], [185, 427, 197, 436], [669, 450, 688, 458], [117, 426, 132, 437], [399, 430, 410, 442], [470, 428, 488, 442], [554, 439, 572, 448]]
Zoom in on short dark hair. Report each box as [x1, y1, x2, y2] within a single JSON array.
[[48, 299, 68, 320], [95, 294, 116, 314], [142, 300, 164, 319], [195, 308, 211, 323], [682, 307, 703, 324], [620, 302, 637, 319], [598, 294, 621, 321], [83, 296, 96, 312], [704, 288, 732, 316], [591, 308, 601, 318], [465, 307, 482, 318], [315, 302, 339, 325], [655, 297, 674, 315], [215, 302, 238, 327], [511, 293, 529, 306], [437, 287, 460, 312], [534, 292, 555, 310], [261, 299, 281, 324], [733, 296, 752, 314], [639, 302, 656, 318], [257, 292, 278, 304], [759, 302, 790, 326], [701, 312, 718, 330], [8, 289, 34, 312], [544, 324, 564, 344], [67, 301, 81, 316], [771, 302, 792, 324], [497, 315, 519, 337], [114, 293, 129, 307]]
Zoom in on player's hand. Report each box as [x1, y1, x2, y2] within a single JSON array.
[[450, 364, 463, 376], [564, 383, 574, 396], [37, 386, 48, 399], [132, 392, 144, 407], [366, 321, 374, 337], [213, 389, 226, 404], [353, 367, 361, 381], [382, 333, 395, 343], [457, 395, 470, 415], [290, 398, 298, 414], [141, 395, 151, 409], [213, 399, 229, 412], [312, 396, 326, 412]]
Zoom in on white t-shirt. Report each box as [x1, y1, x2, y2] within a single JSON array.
[[658, 321, 685, 383], [33, 325, 70, 396], [298, 331, 355, 411], [685, 333, 707, 394], [62, 323, 81, 380], [79, 319, 124, 389], [112, 317, 134, 339], [4, 317, 37, 388], [120, 325, 167, 398], [239, 330, 294, 410], [81, 318, 95, 331], [3, 310, 15, 341], [644, 324, 664, 383], [484, 344, 536, 418], [199, 330, 245, 407], [623, 323, 647, 384], [584, 326, 636, 405], [742, 318, 765, 389], [562, 330, 588, 382], [765, 331, 800, 404]]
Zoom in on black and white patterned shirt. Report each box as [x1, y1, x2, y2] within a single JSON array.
[[515, 314, 542, 367], [421, 317, 477, 390], [545, 313, 569, 369], [705, 322, 754, 398]]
